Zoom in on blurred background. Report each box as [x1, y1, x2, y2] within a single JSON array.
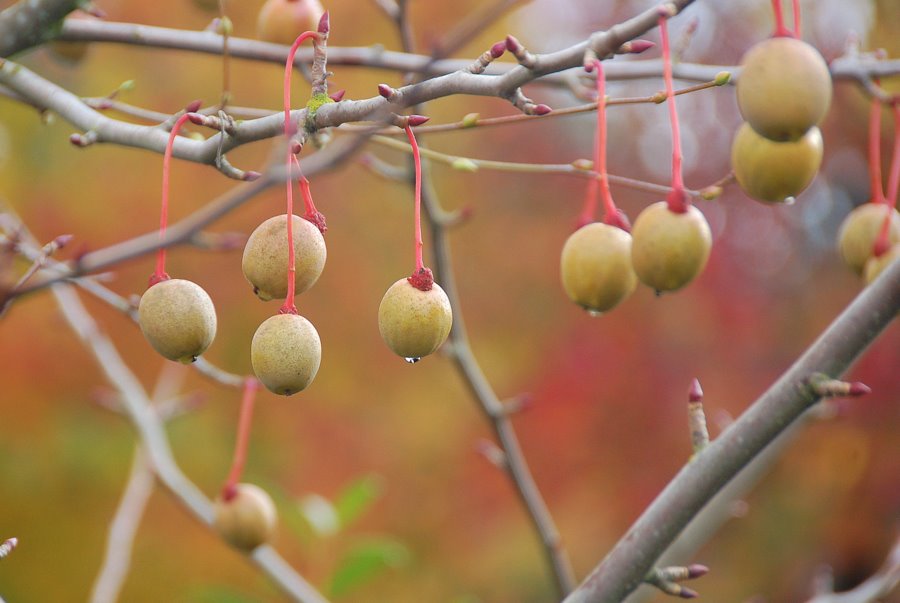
[[0, 0, 898, 601]]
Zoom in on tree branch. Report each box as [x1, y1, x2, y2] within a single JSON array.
[[564, 258, 900, 603], [51, 284, 330, 603], [0, 0, 79, 58]]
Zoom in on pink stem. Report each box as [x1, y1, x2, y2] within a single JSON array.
[[594, 60, 620, 226], [771, 0, 793, 37], [222, 377, 259, 502], [279, 29, 318, 315], [886, 103, 900, 206], [872, 205, 894, 258], [405, 124, 425, 272], [151, 113, 194, 287], [659, 16, 688, 213], [869, 95, 885, 205]]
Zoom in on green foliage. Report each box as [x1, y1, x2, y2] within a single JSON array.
[[327, 538, 411, 598]]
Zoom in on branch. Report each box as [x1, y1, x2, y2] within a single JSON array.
[[420, 166, 576, 595], [805, 536, 900, 603], [89, 446, 154, 603], [0, 0, 79, 58], [565, 258, 900, 603], [51, 284, 330, 603]]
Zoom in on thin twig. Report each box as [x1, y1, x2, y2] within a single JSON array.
[[89, 446, 155, 603], [52, 284, 330, 603]]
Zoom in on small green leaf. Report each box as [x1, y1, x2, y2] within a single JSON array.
[[328, 538, 410, 598], [334, 474, 385, 528]]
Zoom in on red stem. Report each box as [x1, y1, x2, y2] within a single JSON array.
[[770, 0, 793, 37], [279, 30, 318, 315], [791, 0, 802, 38], [872, 207, 894, 258], [886, 103, 900, 206], [869, 95, 885, 205], [222, 377, 259, 502], [151, 112, 194, 287], [405, 124, 425, 272], [659, 16, 688, 213]]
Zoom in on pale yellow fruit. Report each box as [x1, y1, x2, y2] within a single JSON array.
[[257, 0, 324, 45], [378, 279, 452, 359], [242, 214, 326, 301], [863, 244, 900, 285], [251, 313, 321, 395], [837, 204, 900, 276], [737, 37, 832, 141], [631, 202, 712, 293], [560, 222, 637, 314], [138, 279, 217, 363], [731, 122, 823, 203], [213, 483, 277, 551]]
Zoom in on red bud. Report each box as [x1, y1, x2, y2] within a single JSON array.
[[406, 115, 430, 127], [688, 378, 703, 402], [490, 41, 506, 58], [532, 104, 552, 116], [317, 11, 330, 34], [185, 99, 203, 113], [329, 89, 346, 102]]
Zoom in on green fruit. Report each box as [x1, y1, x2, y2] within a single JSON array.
[[736, 37, 832, 141], [257, 0, 324, 45], [213, 483, 277, 551], [630, 202, 712, 293], [837, 203, 900, 275], [138, 278, 217, 363], [731, 122, 823, 203], [251, 313, 321, 395], [242, 214, 326, 301], [560, 222, 637, 314], [378, 279, 452, 360], [863, 244, 900, 285]]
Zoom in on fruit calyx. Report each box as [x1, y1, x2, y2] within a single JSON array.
[[304, 210, 327, 233], [278, 303, 300, 315], [407, 267, 435, 291], [602, 208, 631, 232], [221, 483, 238, 502], [147, 272, 171, 287]]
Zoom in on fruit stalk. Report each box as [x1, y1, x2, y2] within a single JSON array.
[[280, 29, 319, 314], [886, 103, 900, 206], [770, 0, 792, 38], [405, 123, 425, 272], [659, 14, 688, 213], [791, 0, 801, 38], [868, 95, 886, 205], [152, 112, 195, 286], [222, 377, 259, 501]]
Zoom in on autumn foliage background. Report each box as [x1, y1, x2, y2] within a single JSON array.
[[0, 0, 899, 601]]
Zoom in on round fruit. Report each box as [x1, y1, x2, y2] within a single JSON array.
[[863, 243, 900, 285], [837, 203, 900, 275], [378, 278, 452, 360], [242, 214, 326, 301], [560, 222, 637, 314], [257, 0, 324, 45], [213, 483, 277, 551], [138, 278, 217, 363], [736, 37, 832, 141], [731, 122, 823, 203], [630, 202, 712, 293], [251, 313, 321, 395]]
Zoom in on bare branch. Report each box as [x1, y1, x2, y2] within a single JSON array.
[[805, 536, 900, 603], [51, 284, 330, 603], [564, 259, 900, 603], [0, 0, 80, 57], [89, 447, 154, 603]]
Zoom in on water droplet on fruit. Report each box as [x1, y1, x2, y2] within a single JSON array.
[[404, 357, 421, 364], [783, 196, 796, 206], [585, 309, 603, 317]]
